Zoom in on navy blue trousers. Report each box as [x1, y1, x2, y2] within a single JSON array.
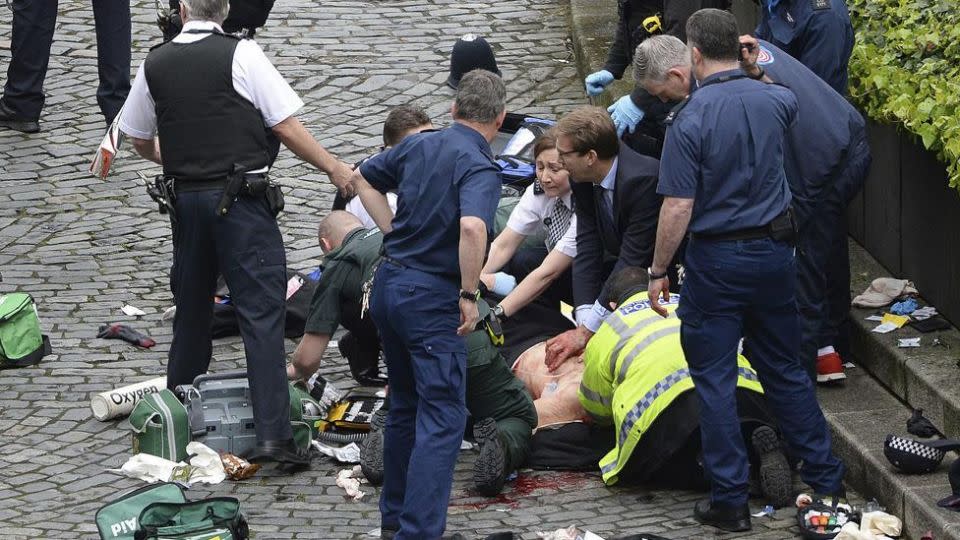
[[168, 189, 291, 442], [679, 236, 844, 506], [2, 0, 131, 123], [369, 261, 467, 540], [794, 134, 872, 374]]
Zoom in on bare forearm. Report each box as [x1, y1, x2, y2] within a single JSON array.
[[354, 171, 394, 233], [481, 230, 524, 274], [500, 251, 571, 316], [651, 198, 693, 273], [272, 116, 341, 175], [131, 137, 162, 165], [459, 218, 487, 292]]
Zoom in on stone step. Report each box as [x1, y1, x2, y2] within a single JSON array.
[[847, 240, 960, 439], [819, 365, 960, 539]]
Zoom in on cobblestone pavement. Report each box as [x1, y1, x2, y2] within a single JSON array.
[[0, 1, 860, 538]]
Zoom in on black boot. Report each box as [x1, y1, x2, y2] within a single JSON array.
[[473, 418, 508, 496], [752, 425, 792, 508], [693, 499, 751, 532], [360, 409, 387, 485]]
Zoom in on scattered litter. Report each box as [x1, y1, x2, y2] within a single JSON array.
[[912, 306, 938, 321], [865, 315, 885, 322], [863, 499, 885, 514], [221, 453, 260, 480], [367, 528, 382, 537], [97, 323, 156, 348], [461, 440, 474, 451], [914, 318, 951, 333], [506, 471, 518, 482], [121, 304, 146, 317], [861, 510, 902, 536], [311, 440, 361, 463], [890, 298, 919, 315], [796, 493, 813, 508], [286, 275, 304, 300], [872, 323, 898, 334], [907, 409, 940, 438], [898, 337, 921, 348], [161, 305, 176, 322], [536, 526, 605, 540], [843, 362, 857, 368], [336, 465, 367, 500], [752, 504, 775, 518], [933, 337, 950, 349], [109, 442, 225, 485], [882, 313, 910, 328]]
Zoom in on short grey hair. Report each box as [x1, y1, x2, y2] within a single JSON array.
[[633, 35, 690, 83], [182, 0, 229, 24], [454, 69, 507, 124]]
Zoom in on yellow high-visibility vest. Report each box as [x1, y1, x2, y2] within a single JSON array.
[[578, 291, 764, 485]]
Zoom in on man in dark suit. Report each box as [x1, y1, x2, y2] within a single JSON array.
[[544, 106, 667, 370]]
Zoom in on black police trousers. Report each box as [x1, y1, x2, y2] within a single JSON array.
[[2, 0, 130, 123], [168, 188, 292, 442]]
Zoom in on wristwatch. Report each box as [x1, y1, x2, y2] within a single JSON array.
[[647, 267, 668, 280], [492, 304, 506, 319], [459, 289, 480, 302]]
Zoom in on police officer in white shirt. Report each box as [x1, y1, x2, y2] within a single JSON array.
[[481, 130, 576, 319], [119, 0, 353, 466]]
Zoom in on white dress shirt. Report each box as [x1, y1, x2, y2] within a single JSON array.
[[119, 21, 304, 141], [505, 183, 578, 258]]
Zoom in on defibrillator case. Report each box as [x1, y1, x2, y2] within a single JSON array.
[[179, 371, 321, 456]]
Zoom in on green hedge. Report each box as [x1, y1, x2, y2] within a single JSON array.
[[848, 0, 960, 191]]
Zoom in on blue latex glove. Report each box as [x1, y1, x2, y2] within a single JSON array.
[[607, 95, 645, 137], [491, 272, 517, 296], [584, 70, 615, 96], [890, 297, 919, 315]]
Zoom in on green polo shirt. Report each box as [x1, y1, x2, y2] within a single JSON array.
[[304, 227, 384, 335]]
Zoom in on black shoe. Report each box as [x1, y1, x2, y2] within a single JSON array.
[[380, 526, 397, 539], [0, 101, 40, 134], [752, 425, 792, 508], [360, 409, 387, 485], [247, 438, 311, 466], [693, 499, 751, 532], [473, 417, 508, 496]]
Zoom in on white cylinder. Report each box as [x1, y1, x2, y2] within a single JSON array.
[[90, 376, 167, 421]]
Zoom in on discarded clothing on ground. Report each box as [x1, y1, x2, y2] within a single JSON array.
[[109, 441, 225, 485], [852, 278, 917, 308], [97, 323, 156, 348]]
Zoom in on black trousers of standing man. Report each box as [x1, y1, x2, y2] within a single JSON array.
[[168, 187, 292, 443], [2, 0, 131, 123]]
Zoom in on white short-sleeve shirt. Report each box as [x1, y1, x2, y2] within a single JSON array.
[[119, 20, 304, 141], [345, 192, 398, 230], [505, 183, 578, 258]]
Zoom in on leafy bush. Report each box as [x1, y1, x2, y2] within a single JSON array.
[[848, 0, 960, 191]]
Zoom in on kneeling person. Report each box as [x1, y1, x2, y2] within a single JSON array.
[[579, 267, 792, 507]]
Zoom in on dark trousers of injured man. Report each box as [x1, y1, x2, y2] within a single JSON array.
[[2, 0, 130, 123], [369, 260, 468, 540], [794, 132, 872, 378], [167, 189, 292, 443], [678, 236, 845, 507]]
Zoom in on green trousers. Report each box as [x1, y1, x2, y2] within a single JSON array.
[[465, 356, 538, 473]]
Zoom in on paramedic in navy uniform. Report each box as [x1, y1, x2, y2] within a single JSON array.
[[646, 9, 845, 532], [119, 0, 353, 466], [350, 69, 506, 540]]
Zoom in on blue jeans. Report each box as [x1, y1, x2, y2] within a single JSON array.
[[370, 261, 467, 540], [679, 236, 844, 506]]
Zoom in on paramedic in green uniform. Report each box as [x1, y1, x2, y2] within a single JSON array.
[[290, 211, 537, 497]]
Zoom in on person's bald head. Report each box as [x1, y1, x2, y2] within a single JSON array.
[[318, 211, 363, 253]]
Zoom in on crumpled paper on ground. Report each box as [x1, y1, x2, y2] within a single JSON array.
[[336, 465, 367, 500], [109, 442, 226, 485], [221, 452, 260, 480], [852, 278, 917, 308], [312, 440, 360, 463], [89, 110, 124, 179], [536, 526, 605, 540]]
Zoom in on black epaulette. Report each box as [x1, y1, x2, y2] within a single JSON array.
[[664, 96, 691, 126], [811, 0, 831, 10]]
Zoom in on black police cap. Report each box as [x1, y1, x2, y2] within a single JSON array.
[[447, 34, 502, 89]]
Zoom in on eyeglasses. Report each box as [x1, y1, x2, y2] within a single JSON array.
[[556, 147, 584, 159]]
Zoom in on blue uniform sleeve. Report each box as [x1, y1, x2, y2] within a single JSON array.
[[358, 146, 400, 192], [458, 157, 502, 227], [772, 84, 800, 130], [657, 116, 700, 199], [797, 9, 853, 94]]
